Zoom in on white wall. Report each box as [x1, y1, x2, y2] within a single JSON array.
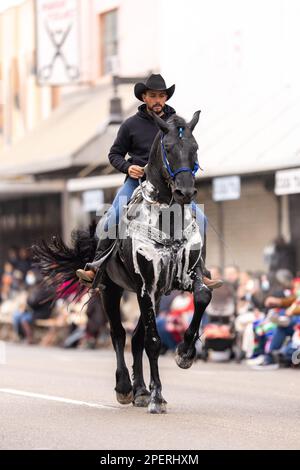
[[95, 0, 119, 14], [159, 0, 300, 134], [118, 0, 160, 76], [0, 0, 26, 14], [0, 0, 54, 145], [95, 0, 160, 76]]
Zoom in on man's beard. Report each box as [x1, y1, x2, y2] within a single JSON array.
[[149, 104, 164, 115]]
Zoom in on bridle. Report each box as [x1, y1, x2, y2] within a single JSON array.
[[139, 126, 200, 206], [160, 128, 199, 180]]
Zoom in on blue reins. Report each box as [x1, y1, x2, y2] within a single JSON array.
[[161, 128, 199, 179]]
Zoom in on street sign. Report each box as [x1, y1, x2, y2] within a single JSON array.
[[275, 168, 300, 195], [212, 176, 241, 201], [82, 190, 104, 213]]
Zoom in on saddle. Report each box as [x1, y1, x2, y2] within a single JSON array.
[[123, 181, 199, 248]]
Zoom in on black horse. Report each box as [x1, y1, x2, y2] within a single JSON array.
[[34, 111, 212, 414]]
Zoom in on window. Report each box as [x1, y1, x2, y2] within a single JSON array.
[[100, 9, 118, 75]]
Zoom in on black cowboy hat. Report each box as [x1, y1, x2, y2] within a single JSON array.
[[134, 73, 175, 102]]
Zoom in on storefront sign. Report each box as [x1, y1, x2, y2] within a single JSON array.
[[212, 176, 241, 201], [36, 0, 81, 85], [275, 168, 300, 195], [82, 190, 104, 212]]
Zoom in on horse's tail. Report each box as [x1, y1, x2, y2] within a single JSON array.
[[32, 222, 98, 298]]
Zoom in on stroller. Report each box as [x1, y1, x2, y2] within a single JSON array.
[[201, 283, 239, 362]]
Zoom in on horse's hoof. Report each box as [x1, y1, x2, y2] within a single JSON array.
[[148, 400, 167, 414], [133, 390, 151, 407], [175, 347, 196, 369], [116, 390, 134, 405]]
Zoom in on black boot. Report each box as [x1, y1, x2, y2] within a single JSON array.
[[76, 237, 115, 287], [86, 236, 115, 270]]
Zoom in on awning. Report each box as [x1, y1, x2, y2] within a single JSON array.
[[67, 173, 124, 192], [0, 178, 65, 201], [0, 82, 138, 177], [197, 84, 300, 178]]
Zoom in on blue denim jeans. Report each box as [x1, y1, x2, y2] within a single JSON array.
[[281, 341, 298, 362], [265, 315, 300, 364], [102, 177, 207, 238], [13, 311, 33, 338]]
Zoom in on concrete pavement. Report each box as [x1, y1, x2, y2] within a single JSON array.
[[0, 342, 299, 450]]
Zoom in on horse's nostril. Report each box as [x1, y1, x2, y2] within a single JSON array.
[[175, 188, 197, 199], [174, 189, 185, 198]]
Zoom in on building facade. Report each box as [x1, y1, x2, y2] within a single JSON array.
[[0, 0, 299, 274]]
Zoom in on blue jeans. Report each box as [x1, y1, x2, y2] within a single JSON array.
[[102, 177, 207, 238], [265, 316, 300, 363], [281, 341, 298, 362], [13, 311, 33, 338]]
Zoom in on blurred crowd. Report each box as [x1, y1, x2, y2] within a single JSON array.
[[154, 265, 300, 370], [0, 246, 109, 348], [0, 242, 299, 371]]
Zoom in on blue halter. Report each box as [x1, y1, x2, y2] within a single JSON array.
[[161, 128, 199, 179]]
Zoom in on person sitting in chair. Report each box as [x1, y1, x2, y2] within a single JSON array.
[[76, 74, 222, 290]]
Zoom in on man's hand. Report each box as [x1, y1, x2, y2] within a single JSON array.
[[286, 303, 299, 317], [128, 165, 144, 179], [286, 306, 294, 317], [264, 296, 282, 308]]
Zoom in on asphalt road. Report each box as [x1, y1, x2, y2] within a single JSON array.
[[0, 342, 299, 450]]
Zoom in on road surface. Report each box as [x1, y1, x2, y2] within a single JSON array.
[[0, 342, 299, 450]]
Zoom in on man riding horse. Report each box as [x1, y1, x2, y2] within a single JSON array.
[[34, 76, 222, 413], [76, 73, 222, 290]]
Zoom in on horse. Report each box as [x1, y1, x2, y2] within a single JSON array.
[[34, 111, 212, 414]]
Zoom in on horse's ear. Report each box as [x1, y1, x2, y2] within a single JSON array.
[[150, 111, 170, 134], [188, 110, 201, 132]]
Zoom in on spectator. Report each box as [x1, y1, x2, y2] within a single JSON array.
[[15, 248, 31, 277], [280, 324, 300, 366], [251, 272, 300, 369], [13, 273, 55, 344], [6, 247, 19, 269], [1, 262, 14, 301], [224, 265, 240, 293], [156, 292, 194, 353], [12, 294, 32, 342], [158, 290, 182, 316], [63, 292, 108, 349], [206, 267, 235, 318], [263, 236, 296, 278]]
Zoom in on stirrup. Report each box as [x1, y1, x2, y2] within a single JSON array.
[[91, 268, 106, 291]]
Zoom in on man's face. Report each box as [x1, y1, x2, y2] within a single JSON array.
[[142, 90, 168, 115]]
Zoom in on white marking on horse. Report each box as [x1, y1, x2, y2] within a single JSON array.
[[124, 183, 202, 302]]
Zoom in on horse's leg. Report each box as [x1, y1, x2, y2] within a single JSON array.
[[131, 316, 151, 407], [137, 292, 167, 414], [175, 266, 212, 369], [101, 277, 133, 404]]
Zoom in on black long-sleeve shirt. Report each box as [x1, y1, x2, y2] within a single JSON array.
[[108, 104, 176, 174]]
